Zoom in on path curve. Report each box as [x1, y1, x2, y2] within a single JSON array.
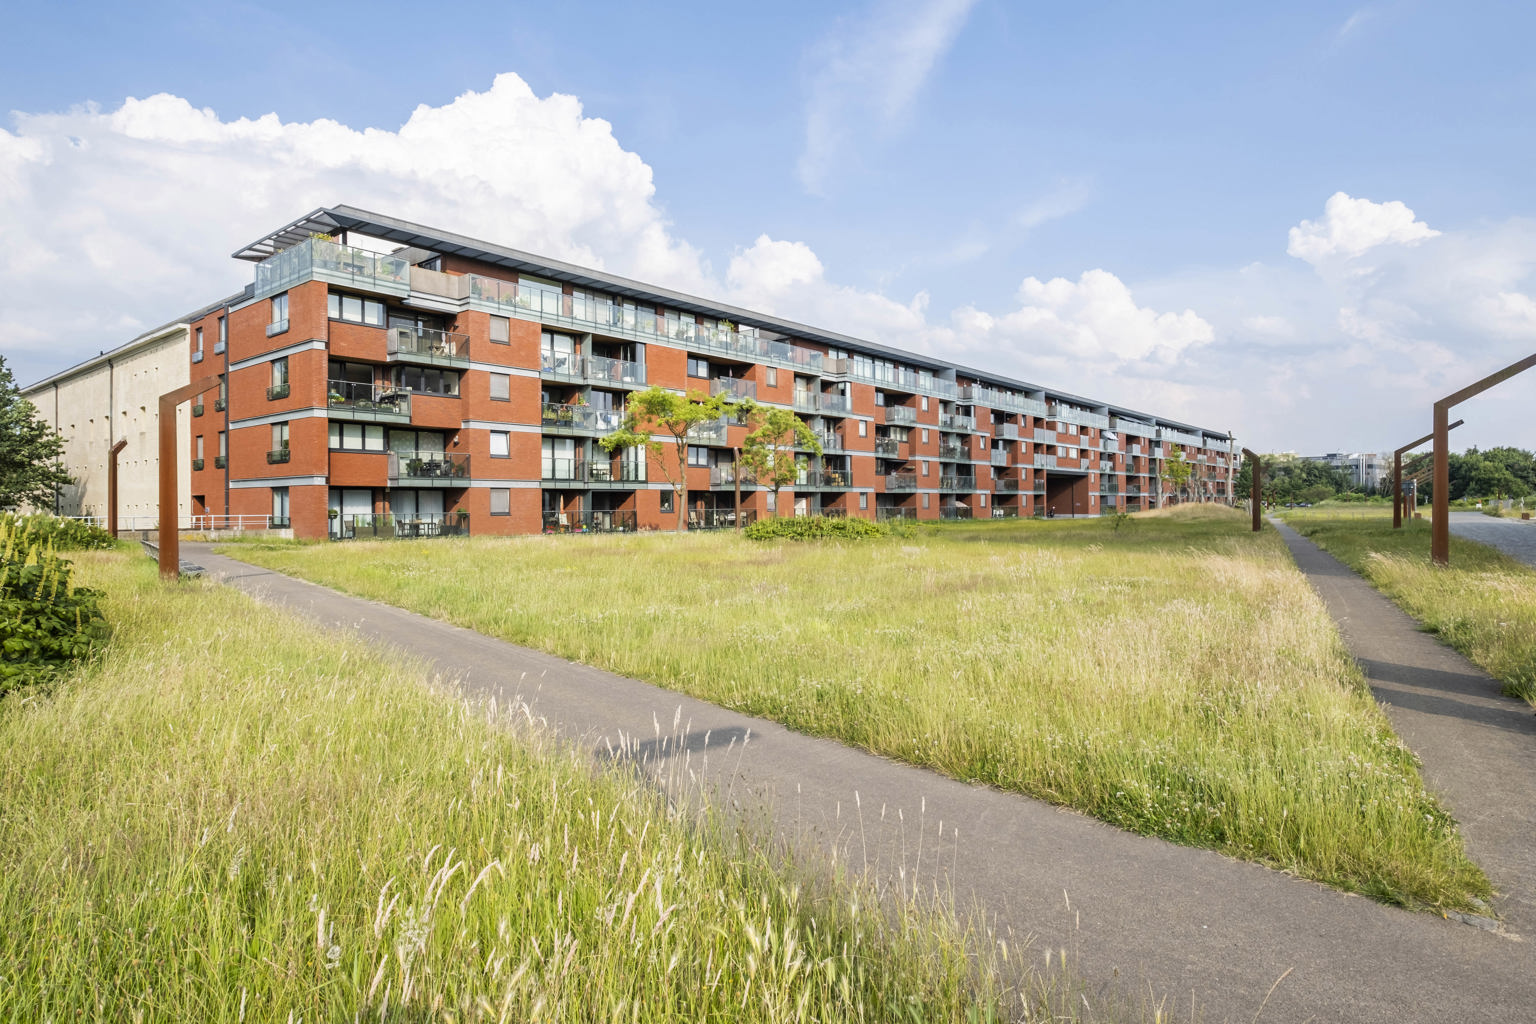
[[192, 542, 1536, 1024]]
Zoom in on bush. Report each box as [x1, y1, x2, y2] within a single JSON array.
[[1, 518, 110, 691], [744, 515, 889, 541], [0, 514, 116, 551]]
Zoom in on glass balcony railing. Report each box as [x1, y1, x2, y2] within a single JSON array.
[[541, 509, 638, 533], [687, 508, 756, 530], [990, 451, 1009, 466], [389, 450, 470, 484], [709, 464, 755, 487], [874, 437, 902, 458], [792, 392, 818, 413], [587, 354, 644, 385], [885, 473, 918, 491], [818, 393, 852, 415], [939, 414, 974, 432], [938, 442, 966, 460], [797, 469, 849, 489], [994, 477, 1021, 493], [255, 237, 410, 299], [884, 405, 917, 425], [541, 403, 625, 433], [711, 376, 757, 400], [1049, 405, 1112, 431], [939, 475, 976, 491], [331, 512, 468, 540], [1034, 454, 1058, 469], [388, 326, 469, 367], [327, 379, 411, 421], [687, 418, 729, 444], [542, 459, 647, 485]]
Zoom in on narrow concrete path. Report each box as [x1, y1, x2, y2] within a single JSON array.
[[1269, 517, 1536, 934], [191, 542, 1536, 1024], [1447, 509, 1536, 569]]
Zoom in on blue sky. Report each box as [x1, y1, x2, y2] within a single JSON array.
[[4, 1, 1535, 454]]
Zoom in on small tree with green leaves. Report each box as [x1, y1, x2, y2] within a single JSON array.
[[0, 356, 71, 512], [600, 386, 738, 531], [739, 401, 821, 517], [1163, 444, 1193, 504]]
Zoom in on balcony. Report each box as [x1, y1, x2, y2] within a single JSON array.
[[792, 391, 818, 413], [818, 393, 852, 415], [191, 458, 204, 471], [709, 464, 756, 487], [1158, 427, 1203, 447], [1034, 428, 1058, 445], [994, 477, 1021, 493], [331, 512, 469, 541], [327, 379, 411, 424], [711, 376, 757, 401], [884, 405, 917, 425], [687, 508, 756, 530], [990, 451, 1009, 466], [874, 437, 903, 458], [939, 505, 973, 521], [938, 414, 974, 432], [254, 236, 410, 300], [586, 354, 644, 386], [1034, 454, 1058, 470], [214, 455, 227, 469], [389, 450, 470, 487], [1000, 423, 1019, 439], [884, 472, 918, 491], [815, 431, 842, 452], [388, 326, 469, 368], [541, 351, 584, 379], [798, 469, 849, 489], [266, 448, 291, 465], [541, 509, 638, 534], [938, 441, 966, 460], [214, 397, 227, 412], [687, 417, 729, 444], [192, 403, 204, 417], [541, 403, 625, 435], [267, 382, 291, 401], [1049, 405, 1111, 431], [939, 475, 976, 491], [542, 458, 647, 486]]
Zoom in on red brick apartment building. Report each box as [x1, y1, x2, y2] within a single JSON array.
[[184, 206, 1234, 539]]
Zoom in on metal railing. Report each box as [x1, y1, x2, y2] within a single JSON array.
[[541, 403, 625, 433], [938, 442, 966, 460], [255, 236, 410, 299], [541, 509, 638, 533], [797, 470, 850, 488], [939, 475, 976, 491], [389, 326, 469, 366], [884, 405, 918, 425], [994, 477, 1021, 493], [939, 506, 974, 520], [885, 473, 918, 491], [687, 508, 756, 530], [876, 506, 916, 521], [266, 448, 291, 464], [938, 414, 974, 432], [874, 437, 903, 457], [266, 382, 291, 401], [327, 379, 411, 420], [542, 458, 647, 485], [711, 376, 757, 400], [990, 451, 1009, 466], [389, 451, 470, 483], [709, 464, 755, 487], [587, 354, 644, 385], [331, 512, 469, 540]]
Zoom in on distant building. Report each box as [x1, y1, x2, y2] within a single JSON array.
[[1299, 452, 1388, 491]]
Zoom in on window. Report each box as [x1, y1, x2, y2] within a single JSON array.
[[687, 357, 710, 379], [268, 296, 288, 337], [268, 357, 290, 400], [922, 493, 931, 509], [921, 429, 930, 444], [193, 327, 204, 363], [391, 366, 460, 396], [490, 431, 510, 458], [979, 493, 987, 508], [328, 422, 386, 451], [688, 445, 709, 467], [766, 367, 777, 387], [489, 315, 510, 344], [859, 492, 868, 510], [271, 487, 290, 527], [489, 373, 510, 401], [328, 292, 386, 326], [922, 460, 930, 477], [858, 420, 867, 437], [660, 491, 674, 514], [490, 488, 510, 516], [921, 396, 929, 412], [272, 422, 289, 449], [195, 435, 204, 459]]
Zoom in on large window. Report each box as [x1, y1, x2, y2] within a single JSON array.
[[269, 294, 288, 335], [687, 445, 709, 467], [271, 487, 290, 527], [329, 422, 386, 451], [687, 357, 710, 379], [268, 357, 290, 401], [328, 292, 386, 326], [391, 365, 459, 396]]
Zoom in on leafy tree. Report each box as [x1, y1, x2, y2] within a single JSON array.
[[1163, 444, 1193, 502], [599, 386, 738, 531], [738, 401, 821, 517], [0, 356, 71, 512]]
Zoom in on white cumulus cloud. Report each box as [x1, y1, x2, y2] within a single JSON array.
[[1286, 191, 1440, 264]]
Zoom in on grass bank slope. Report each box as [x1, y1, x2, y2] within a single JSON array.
[[230, 507, 1490, 911], [0, 552, 1019, 1023]]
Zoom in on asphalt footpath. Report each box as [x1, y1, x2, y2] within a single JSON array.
[[1446, 509, 1536, 569], [189, 541, 1536, 1024]]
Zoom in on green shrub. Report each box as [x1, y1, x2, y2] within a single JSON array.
[[1, 518, 110, 691], [0, 514, 116, 551], [744, 514, 889, 541]]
